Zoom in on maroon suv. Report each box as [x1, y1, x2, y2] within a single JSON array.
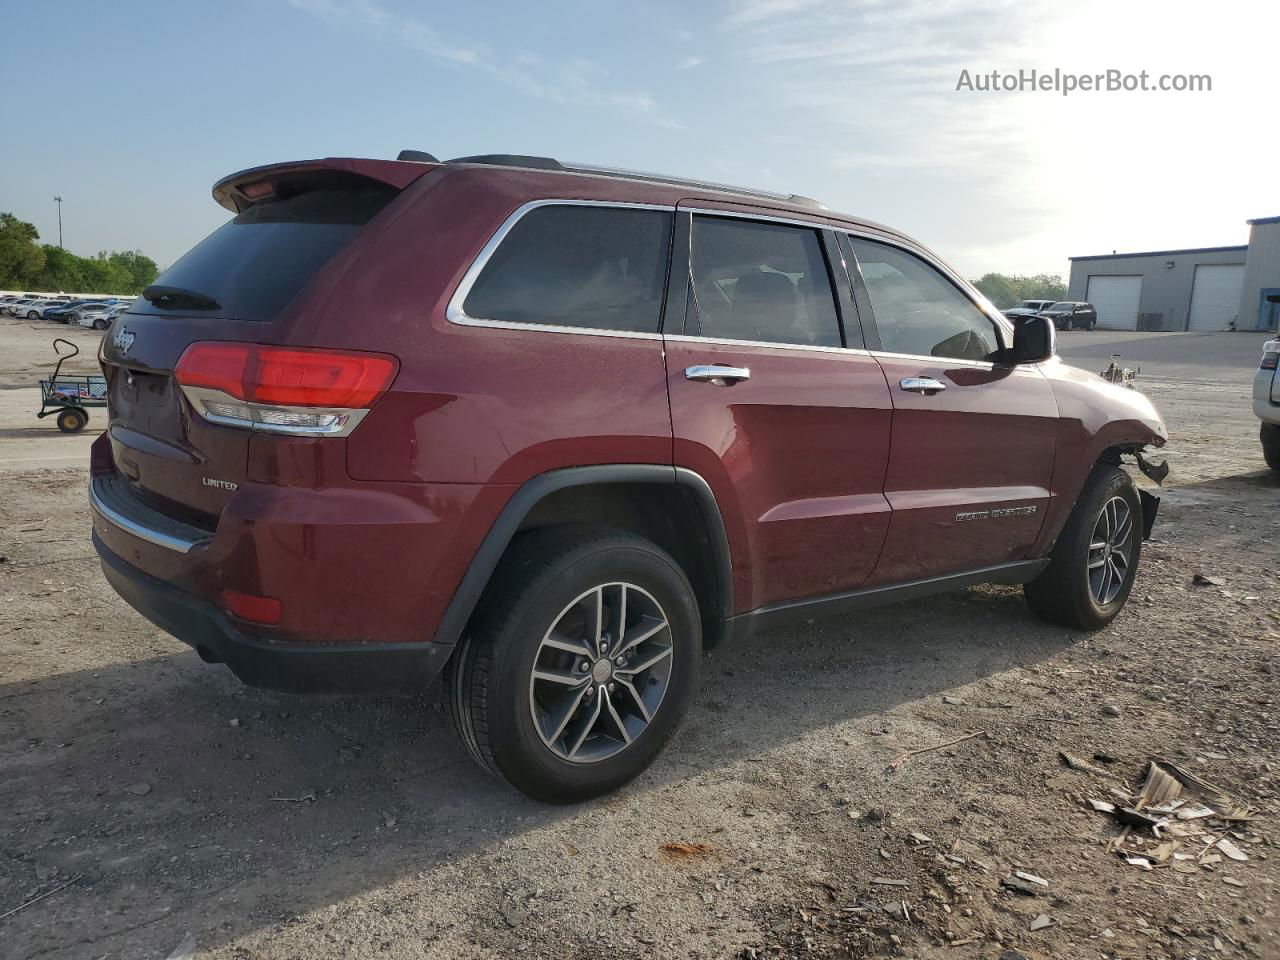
[[90, 152, 1167, 802]]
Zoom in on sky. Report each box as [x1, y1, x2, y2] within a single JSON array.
[[2, 0, 1277, 278]]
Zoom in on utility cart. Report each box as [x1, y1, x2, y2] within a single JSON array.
[[37, 338, 107, 433]]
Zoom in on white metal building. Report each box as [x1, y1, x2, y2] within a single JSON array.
[[1067, 216, 1280, 332]]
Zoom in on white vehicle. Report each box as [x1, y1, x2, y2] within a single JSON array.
[[1004, 299, 1058, 320], [19, 299, 70, 319], [7, 298, 48, 318], [78, 303, 129, 329], [1256, 338, 1279, 472]]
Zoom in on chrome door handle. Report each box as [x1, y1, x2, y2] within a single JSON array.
[[899, 376, 947, 394], [685, 365, 751, 385]]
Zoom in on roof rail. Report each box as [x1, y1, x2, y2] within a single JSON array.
[[396, 150, 824, 208], [562, 161, 825, 209], [449, 154, 565, 171]]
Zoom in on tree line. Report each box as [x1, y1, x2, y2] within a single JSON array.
[[0, 212, 159, 294], [972, 272, 1067, 310]]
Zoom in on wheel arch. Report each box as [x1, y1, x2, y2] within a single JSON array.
[[433, 465, 735, 650]]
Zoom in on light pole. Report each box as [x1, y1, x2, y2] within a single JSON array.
[[53, 196, 63, 248]]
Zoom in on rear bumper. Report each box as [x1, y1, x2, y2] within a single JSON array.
[[95, 531, 454, 694]]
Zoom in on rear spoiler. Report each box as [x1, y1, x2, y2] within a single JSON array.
[[211, 157, 438, 212]]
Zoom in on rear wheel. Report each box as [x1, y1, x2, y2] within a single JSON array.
[[27, 310, 39, 320], [1025, 464, 1142, 630], [445, 526, 701, 803], [1262, 424, 1280, 472], [1087, 318, 1097, 331], [92, 318, 108, 330], [56, 407, 88, 433]]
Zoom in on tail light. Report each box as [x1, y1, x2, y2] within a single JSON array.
[[1262, 347, 1279, 371], [175, 342, 397, 437]]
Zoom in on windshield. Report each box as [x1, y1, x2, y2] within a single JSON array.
[[1047, 302, 1073, 312]]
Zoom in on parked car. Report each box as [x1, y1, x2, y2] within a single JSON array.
[[1040, 301, 1098, 330], [3, 297, 41, 317], [43, 299, 102, 322], [16, 298, 67, 319], [1256, 338, 1280, 471], [89, 152, 1168, 802], [0, 295, 25, 314], [67, 301, 116, 325], [1003, 299, 1057, 320], [78, 303, 129, 330]]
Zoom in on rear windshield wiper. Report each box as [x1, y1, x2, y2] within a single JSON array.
[[142, 285, 222, 311]]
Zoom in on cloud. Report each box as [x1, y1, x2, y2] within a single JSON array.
[[284, 0, 663, 116], [677, 55, 705, 71], [717, 0, 1071, 270]]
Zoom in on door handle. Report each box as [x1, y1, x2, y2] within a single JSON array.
[[899, 376, 947, 395], [686, 365, 751, 385]]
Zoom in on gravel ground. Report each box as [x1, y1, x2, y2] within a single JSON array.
[[1, 322, 1276, 960]]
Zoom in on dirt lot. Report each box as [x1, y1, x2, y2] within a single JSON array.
[[2, 319, 1277, 960]]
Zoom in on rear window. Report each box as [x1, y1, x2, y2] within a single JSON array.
[[461, 205, 672, 333], [131, 183, 397, 322]]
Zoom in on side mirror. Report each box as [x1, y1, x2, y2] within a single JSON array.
[[1011, 314, 1055, 363]]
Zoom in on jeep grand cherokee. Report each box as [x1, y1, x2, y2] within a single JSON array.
[[90, 152, 1167, 802]]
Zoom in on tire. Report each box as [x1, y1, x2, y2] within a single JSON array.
[[1087, 318, 1097, 331], [1024, 464, 1143, 630], [92, 318, 107, 330], [27, 310, 38, 320], [56, 407, 88, 433], [1262, 424, 1280, 472], [445, 525, 701, 803]]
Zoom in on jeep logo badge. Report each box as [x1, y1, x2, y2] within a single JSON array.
[[112, 326, 136, 355]]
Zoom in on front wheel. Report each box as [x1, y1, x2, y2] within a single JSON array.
[[446, 526, 701, 803], [1025, 464, 1143, 630], [1087, 318, 1097, 331]]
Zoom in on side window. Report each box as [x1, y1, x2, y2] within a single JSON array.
[[689, 215, 841, 347], [848, 237, 1000, 362], [462, 205, 672, 333]]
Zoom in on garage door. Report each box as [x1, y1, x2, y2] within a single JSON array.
[[1086, 275, 1142, 330], [1187, 263, 1245, 330]]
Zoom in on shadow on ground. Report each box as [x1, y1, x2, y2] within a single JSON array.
[[3, 586, 1073, 958]]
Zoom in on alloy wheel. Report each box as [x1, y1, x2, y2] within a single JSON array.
[[1087, 495, 1132, 605], [528, 581, 673, 764]]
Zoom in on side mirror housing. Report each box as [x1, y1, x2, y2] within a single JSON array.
[[1011, 314, 1055, 363]]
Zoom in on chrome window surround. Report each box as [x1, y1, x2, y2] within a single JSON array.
[[445, 198, 1025, 368], [445, 199, 674, 340]]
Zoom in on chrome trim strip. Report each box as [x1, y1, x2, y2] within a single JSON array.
[[663, 333, 866, 357], [679, 205, 832, 232], [179, 386, 372, 437], [446, 199, 677, 337], [869, 349, 1042, 373], [89, 479, 207, 555]]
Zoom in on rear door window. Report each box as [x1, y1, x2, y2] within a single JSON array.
[[130, 182, 398, 322], [461, 204, 672, 333], [688, 215, 842, 347]]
